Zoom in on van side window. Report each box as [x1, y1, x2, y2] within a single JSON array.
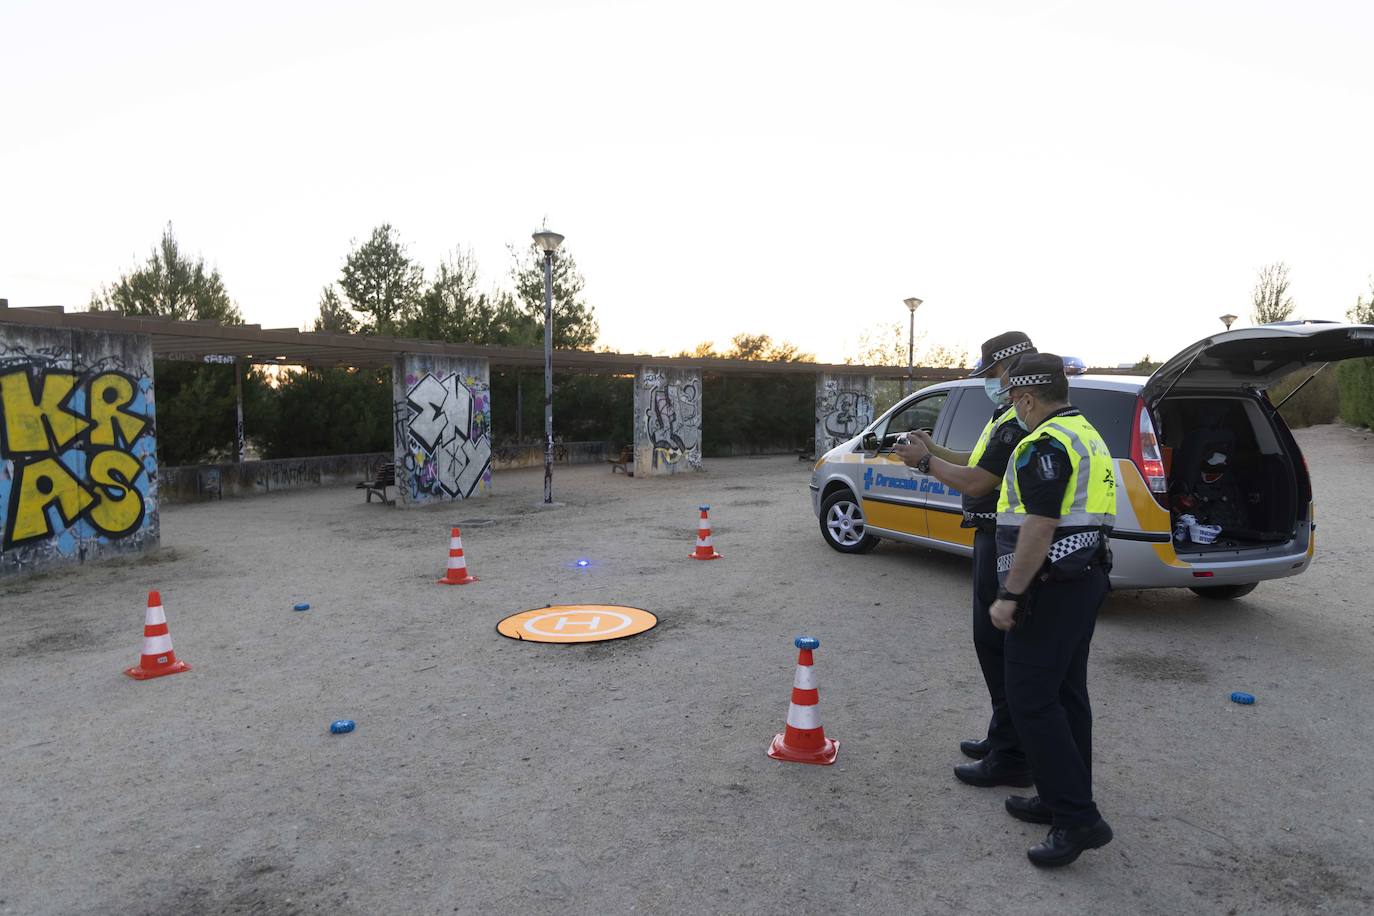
[[1069, 387, 1135, 456], [886, 392, 949, 438], [942, 390, 996, 451]]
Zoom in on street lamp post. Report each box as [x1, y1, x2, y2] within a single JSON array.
[[532, 230, 565, 504], [1220, 313, 1238, 331], [904, 297, 923, 395]]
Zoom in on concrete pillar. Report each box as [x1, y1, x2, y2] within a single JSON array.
[[393, 353, 492, 504], [1, 321, 159, 577], [633, 366, 703, 476], [815, 372, 876, 458]]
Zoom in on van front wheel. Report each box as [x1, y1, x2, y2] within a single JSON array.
[[820, 490, 880, 554], [1189, 583, 1259, 600]]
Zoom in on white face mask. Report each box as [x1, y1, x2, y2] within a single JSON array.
[[1013, 394, 1031, 430], [984, 378, 1008, 406]]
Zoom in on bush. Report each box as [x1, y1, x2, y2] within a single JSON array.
[[154, 361, 275, 465], [254, 368, 392, 459], [1337, 358, 1374, 429], [1269, 367, 1341, 428]]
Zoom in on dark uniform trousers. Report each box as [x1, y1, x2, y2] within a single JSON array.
[[1003, 565, 1109, 829], [972, 528, 1025, 766]]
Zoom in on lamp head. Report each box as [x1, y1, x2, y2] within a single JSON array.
[[532, 230, 565, 254], [904, 297, 923, 313]]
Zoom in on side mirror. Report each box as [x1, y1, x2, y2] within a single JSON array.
[[861, 432, 880, 452]]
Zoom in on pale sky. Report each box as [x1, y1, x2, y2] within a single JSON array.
[[3, 0, 1372, 366]]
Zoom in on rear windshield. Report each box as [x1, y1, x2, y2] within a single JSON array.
[[1068, 386, 1135, 457]]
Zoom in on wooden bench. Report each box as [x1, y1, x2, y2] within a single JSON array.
[[357, 460, 396, 504], [608, 445, 633, 475]]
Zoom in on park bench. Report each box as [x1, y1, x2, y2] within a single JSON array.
[[608, 445, 633, 475], [358, 460, 396, 504]]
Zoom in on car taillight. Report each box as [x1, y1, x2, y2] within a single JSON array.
[[1130, 396, 1168, 505]]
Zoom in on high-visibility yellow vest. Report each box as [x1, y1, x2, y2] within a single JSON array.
[[997, 412, 1116, 527], [995, 411, 1116, 580], [967, 407, 1017, 469]]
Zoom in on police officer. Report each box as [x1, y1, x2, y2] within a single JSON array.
[[894, 331, 1037, 790], [989, 352, 1115, 867]]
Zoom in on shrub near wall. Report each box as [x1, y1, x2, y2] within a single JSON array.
[[1337, 359, 1374, 429], [1269, 367, 1341, 429]]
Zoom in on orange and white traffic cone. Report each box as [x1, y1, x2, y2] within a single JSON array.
[[437, 527, 478, 585], [688, 504, 723, 560], [124, 590, 191, 680], [768, 636, 838, 765]]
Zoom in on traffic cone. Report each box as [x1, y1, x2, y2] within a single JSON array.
[[124, 591, 191, 680], [437, 527, 478, 585], [688, 505, 723, 560], [768, 636, 839, 765]]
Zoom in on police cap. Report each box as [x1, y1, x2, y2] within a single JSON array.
[[970, 331, 1037, 377], [996, 352, 1067, 397]]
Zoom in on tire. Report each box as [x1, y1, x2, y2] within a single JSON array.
[[820, 489, 880, 554], [1189, 583, 1258, 600]]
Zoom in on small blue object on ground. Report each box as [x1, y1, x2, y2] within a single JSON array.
[[1230, 691, 1255, 705], [330, 719, 356, 734], [293, 602, 310, 611], [795, 636, 820, 650]]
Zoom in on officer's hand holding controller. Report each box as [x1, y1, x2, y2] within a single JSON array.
[[893, 433, 930, 468]]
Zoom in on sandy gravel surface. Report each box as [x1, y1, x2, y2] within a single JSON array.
[[2, 425, 1372, 915]]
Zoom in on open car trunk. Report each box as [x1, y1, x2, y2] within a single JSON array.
[[1156, 394, 1306, 553], [1144, 321, 1371, 554]]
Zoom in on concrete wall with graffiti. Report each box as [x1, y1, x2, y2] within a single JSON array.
[[815, 373, 875, 456], [1, 322, 159, 577], [393, 354, 492, 505], [634, 366, 703, 476]]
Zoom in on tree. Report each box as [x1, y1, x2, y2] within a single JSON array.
[[509, 241, 600, 349], [723, 333, 814, 362], [338, 224, 424, 335], [313, 286, 358, 334], [1251, 262, 1295, 325], [89, 223, 242, 323], [1133, 355, 1162, 372], [845, 321, 967, 368], [406, 249, 539, 345]]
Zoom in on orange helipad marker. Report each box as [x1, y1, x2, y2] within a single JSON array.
[[124, 590, 191, 680], [768, 636, 838, 765], [497, 605, 657, 644], [689, 505, 722, 560], [437, 527, 478, 585]]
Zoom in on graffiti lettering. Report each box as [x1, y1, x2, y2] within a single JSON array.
[[1, 367, 155, 550], [395, 367, 492, 502], [817, 377, 874, 452], [638, 369, 702, 474]]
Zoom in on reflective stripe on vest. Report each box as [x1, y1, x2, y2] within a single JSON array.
[[967, 407, 1017, 469], [996, 413, 1117, 529]]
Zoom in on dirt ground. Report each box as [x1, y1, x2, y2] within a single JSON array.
[[2, 425, 1372, 916]]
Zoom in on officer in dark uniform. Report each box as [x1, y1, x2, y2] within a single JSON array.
[[894, 331, 1037, 790], [989, 353, 1115, 867]]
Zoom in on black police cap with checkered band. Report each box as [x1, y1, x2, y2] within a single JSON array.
[[995, 352, 1068, 397], [969, 331, 1037, 377]]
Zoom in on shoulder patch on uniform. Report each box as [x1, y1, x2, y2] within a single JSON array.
[[1035, 449, 1065, 482], [998, 424, 1023, 445]]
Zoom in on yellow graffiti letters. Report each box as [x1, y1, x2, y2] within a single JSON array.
[[88, 373, 148, 447], [7, 457, 96, 544], [0, 370, 93, 453], [86, 449, 146, 536]]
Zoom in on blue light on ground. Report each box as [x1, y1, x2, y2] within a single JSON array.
[[576, 559, 590, 567]]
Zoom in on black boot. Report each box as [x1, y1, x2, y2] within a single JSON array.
[[1005, 794, 1053, 825], [1027, 819, 1114, 867], [953, 757, 1033, 788], [959, 737, 991, 760]]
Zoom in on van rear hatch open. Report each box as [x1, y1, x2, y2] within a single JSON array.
[[1143, 321, 1374, 555], [1143, 321, 1374, 404]]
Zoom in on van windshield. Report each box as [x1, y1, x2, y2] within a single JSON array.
[[1068, 387, 1135, 457]]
